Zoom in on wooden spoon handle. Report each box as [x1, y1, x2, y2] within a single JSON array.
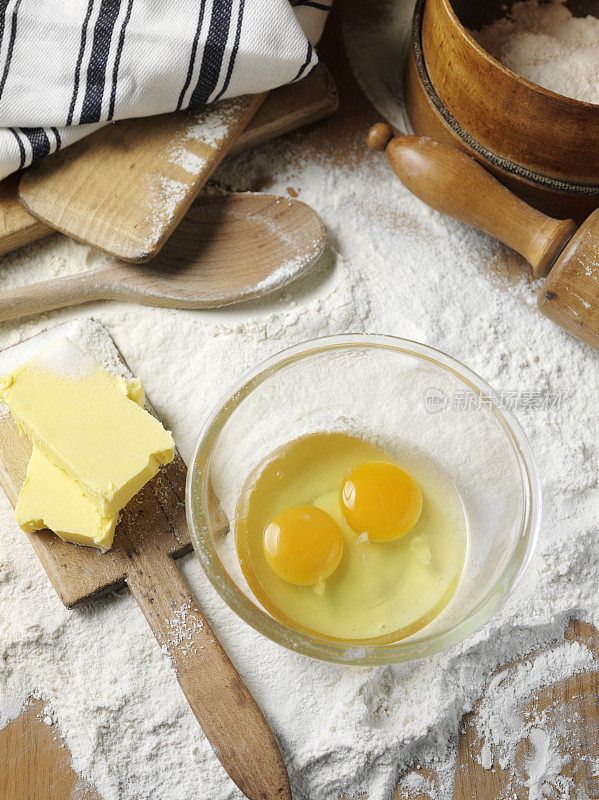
[[127, 553, 291, 800], [368, 124, 577, 277], [0, 271, 106, 322]]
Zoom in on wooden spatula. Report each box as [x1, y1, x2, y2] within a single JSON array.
[[0, 64, 337, 261], [0, 193, 325, 323], [0, 321, 291, 800], [19, 93, 266, 261], [18, 93, 268, 263], [0, 64, 338, 261], [368, 124, 599, 351]]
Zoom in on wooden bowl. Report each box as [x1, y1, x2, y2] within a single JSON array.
[[404, 0, 599, 221]]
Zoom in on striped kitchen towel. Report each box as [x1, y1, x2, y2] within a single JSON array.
[[0, 0, 331, 181]]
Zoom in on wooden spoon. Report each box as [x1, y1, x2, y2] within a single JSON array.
[[0, 193, 326, 323]]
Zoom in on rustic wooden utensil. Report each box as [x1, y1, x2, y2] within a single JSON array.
[[368, 124, 599, 350], [0, 174, 52, 257], [0, 322, 291, 800], [19, 95, 266, 263], [0, 193, 326, 323], [0, 64, 338, 260]]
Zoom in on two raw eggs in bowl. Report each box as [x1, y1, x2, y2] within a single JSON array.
[[187, 336, 540, 665]]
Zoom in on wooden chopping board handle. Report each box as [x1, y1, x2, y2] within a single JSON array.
[[127, 553, 290, 800], [367, 124, 577, 277]]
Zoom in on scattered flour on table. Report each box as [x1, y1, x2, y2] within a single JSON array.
[[470, 640, 596, 800], [1, 37, 599, 800], [471, 0, 599, 104]]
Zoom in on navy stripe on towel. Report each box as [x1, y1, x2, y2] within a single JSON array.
[[9, 127, 25, 169], [0, 0, 12, 58], [20, 127, 51, 163], [67, 0, 96, 125], [107, 0, 133, 120], [291, 41, 313, 82], [291, 1, 330, 9], [177, 0, 207, 110], [51, 127, 62, 150], [80, 0, 122, 124], [188, 0, 234, 108], [213, 0, 245, 102], [0, 0, 22, 101]]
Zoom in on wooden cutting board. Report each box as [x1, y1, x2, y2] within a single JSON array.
[[0, 699, 102, 800], [0, 321, 290, 800], [391, 620, 599, 800], [8, 64, 336, 262]]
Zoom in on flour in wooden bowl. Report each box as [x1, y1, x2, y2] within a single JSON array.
[[471, 0, 599, 104]]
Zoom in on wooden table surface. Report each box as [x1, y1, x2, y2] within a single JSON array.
[[1, 4, 598, 800]]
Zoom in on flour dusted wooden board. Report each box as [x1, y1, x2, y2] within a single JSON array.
[[19, 94, 266, 263], [0, 319, 290, 800], [0, 64, 337, 260], [0, 699, 102, 800], [0, 319, 190, 607], [18, 63, 338, 263], [391, 620, 599, 800]]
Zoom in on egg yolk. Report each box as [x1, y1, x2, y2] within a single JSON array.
[[340, 461, 422, 542], [263, 505, 344, 585]]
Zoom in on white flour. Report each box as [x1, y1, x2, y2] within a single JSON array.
[[1, 28, 599, 800], [471, 0, 599, 104], [469, 640, 596, 799]]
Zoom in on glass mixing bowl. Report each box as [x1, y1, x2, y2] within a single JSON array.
[[186, 335, 540, 665]]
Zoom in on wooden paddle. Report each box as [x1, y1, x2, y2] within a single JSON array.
[[368, 125, 599, 351], [0, 193, 326, 323], [18, 94, 265, 263], [17, 65, 337, 264], [0, 64, 337, 260], [0, 321, 291, 800], [0, 174, 52, 256]]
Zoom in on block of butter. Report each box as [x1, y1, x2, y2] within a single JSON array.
[[17, 448, 118, 551], [15, 370, 145, 551], [0, 339, 174, 517]]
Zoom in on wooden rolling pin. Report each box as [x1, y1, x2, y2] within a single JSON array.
[[368, 123, 599, 351]]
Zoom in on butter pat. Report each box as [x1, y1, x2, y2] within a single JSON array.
[[1, 339, 174, 516], [17, 448, 118, 551], [15, 370, 145, 552]]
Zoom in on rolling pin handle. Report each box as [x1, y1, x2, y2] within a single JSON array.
[[367, 122, 394, 152], [372, 132, 577, 278]]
